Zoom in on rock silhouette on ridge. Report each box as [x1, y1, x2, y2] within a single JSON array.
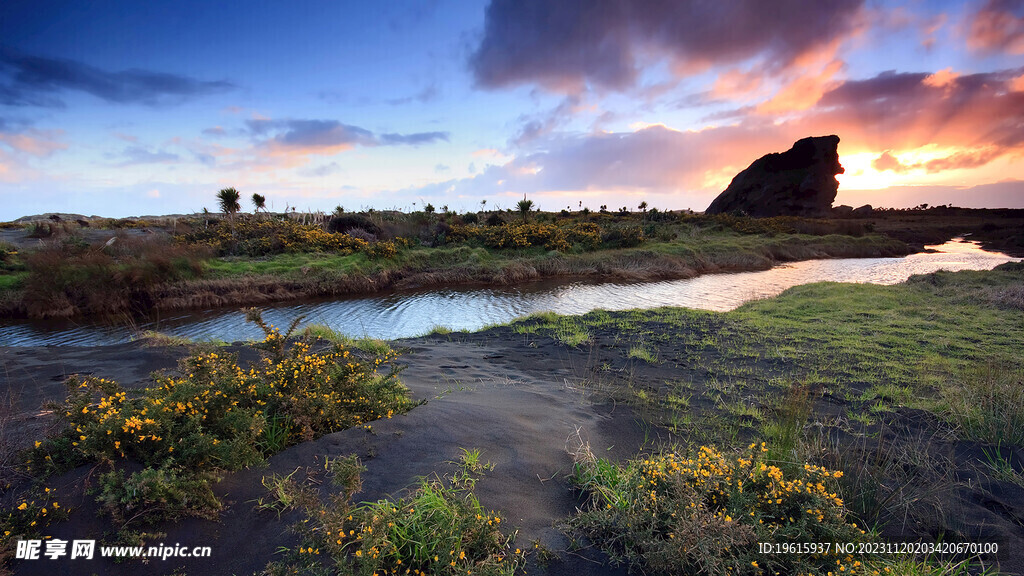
[[705, 135, 845, 217]]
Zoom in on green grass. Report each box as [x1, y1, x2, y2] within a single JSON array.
[[265, 452, 522, 576], [0, 271, 27, 291], [627, 343, 658, 363], [205, 251, 369, 277]]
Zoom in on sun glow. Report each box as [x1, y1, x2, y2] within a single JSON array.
[[836, 152, 894, 190]]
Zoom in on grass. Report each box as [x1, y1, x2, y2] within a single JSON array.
[[500, 264, 1023, 573], [264, 451, 522, 576], [932, 362, 1024, 446], [627, 343, 658, 363]]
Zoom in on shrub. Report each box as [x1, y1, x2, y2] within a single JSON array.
[[602, 225, 645, 248], [26, 314, 414, 524], [567, 441, 865, 576], [327, 215, 382, 237], [179, 218, 368, 257], [566, 222, 602, 251]]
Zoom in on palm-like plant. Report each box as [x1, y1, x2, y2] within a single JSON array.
[[252, 193, 266, 213], [517, 196, 534, 222], [218, 188, 241, 220]]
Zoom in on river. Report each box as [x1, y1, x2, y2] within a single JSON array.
[[0, 239, 1017, 346]]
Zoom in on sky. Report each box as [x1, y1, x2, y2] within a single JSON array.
[[0, 0, 1023, 219]]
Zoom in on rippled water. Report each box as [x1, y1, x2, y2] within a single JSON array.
[[0, 239, 1017, 346]]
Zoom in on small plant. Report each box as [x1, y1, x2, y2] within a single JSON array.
[[762, 380, 817, 467], [264, 456, 522, 576], [95, 466, 221, 525], [627, 343, 658, 363], [255, 469, 318, 519]]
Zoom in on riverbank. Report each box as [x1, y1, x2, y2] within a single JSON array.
[[3, 263, 1022, 575], [0, 220, 911, 320]]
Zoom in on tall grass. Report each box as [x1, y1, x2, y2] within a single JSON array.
[[19, 234, 207, 318]]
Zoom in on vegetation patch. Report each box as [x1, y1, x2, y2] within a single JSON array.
[[21, 312, 414, 528], [567, 439, 865, 576], [264, 451, 523, 576]]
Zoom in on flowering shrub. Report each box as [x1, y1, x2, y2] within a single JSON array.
[[365, 240, 398, 260], [179, 219, 370, 257], [26, 317, 413, 523], [565, 222, 602, 251], [568, 442, 867, 575]]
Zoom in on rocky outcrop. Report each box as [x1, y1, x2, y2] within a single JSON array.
[[705, 135, 844, 217]]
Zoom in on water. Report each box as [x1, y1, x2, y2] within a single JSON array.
[[0, 239, 1017, 347]]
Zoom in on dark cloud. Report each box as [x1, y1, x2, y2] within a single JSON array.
[[470, 0, 865, 93], [0, 47, 235, 107], [812, 67, 1024, 153], [270, 120, 375, 148], [379, 131, 449, 145], [244, 118, 448, 156], [967, 0, 1024, 54]]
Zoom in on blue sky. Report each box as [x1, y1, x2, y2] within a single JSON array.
[[1, 0, 1023, 219]]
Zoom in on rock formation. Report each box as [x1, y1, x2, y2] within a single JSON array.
[[705, 135, 844, 217]]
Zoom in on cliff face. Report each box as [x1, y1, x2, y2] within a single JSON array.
[[705, 135, 844, 217]]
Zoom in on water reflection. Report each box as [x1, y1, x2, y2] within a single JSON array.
[[1, 239, 1017, 346]]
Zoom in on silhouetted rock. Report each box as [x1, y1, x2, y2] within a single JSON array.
[[833, 205, 854, 216], [706, 135, 844, 217], [852, 204, 873, 217]]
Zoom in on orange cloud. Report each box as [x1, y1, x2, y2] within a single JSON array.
[[757, 59, 845, 114], [711, 68, 764, 100], [923, 67, 960, 90]]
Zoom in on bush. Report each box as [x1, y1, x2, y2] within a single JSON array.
[[327, 215, 382, 237], [602, 225, 645, 248], [567, 441, 865, 576], [26, 314, 415, 524], [179, 218, 368, 257]]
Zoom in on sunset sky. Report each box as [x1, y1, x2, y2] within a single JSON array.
[[1, 0, 1023, 219]]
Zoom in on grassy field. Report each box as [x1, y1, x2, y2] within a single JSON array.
[[0, 210, 911, 319], [494, 262, 1024, 574]]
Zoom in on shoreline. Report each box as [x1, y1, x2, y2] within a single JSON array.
[[2, 233, 912, 321]]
